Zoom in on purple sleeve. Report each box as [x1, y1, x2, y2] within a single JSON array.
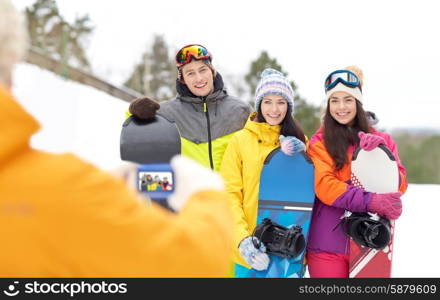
[[332, 185, 372, 212]]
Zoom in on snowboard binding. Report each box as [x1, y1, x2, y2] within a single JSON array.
[[342, 212, 391, 250], [252, 218, 305, 259]]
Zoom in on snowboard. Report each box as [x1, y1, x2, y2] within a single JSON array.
[[120, 115, 180, 165], [234, 148, 315, 278], [349, 144, 399, 278]]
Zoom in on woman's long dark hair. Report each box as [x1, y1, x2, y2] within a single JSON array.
[[256, 106, 306, 143], [323, 100, 370, 170]]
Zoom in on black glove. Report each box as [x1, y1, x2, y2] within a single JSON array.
[[129, 97, 160, 120]]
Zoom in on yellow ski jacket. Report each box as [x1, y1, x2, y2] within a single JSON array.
[[220, 113, 282, 267]]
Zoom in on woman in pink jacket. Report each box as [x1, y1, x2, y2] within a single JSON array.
[[306, 66, 408, 277]]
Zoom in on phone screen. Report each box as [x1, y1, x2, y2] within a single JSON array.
[[138, 171, 174, 192]]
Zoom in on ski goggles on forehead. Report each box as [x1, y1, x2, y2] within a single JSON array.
[[175, 44, 211, 67], [325, 70, 360, 91]]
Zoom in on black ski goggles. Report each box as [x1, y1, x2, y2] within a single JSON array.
[[325, 70, 361, 91]]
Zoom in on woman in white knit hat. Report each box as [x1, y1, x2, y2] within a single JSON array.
[[305, 66, 408, 277], [220, 68, 307, 276]]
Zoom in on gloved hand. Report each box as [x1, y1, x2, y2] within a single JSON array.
[[238, 236, 270, 271], [129, 97, 160, 120], [109, 161, 138, 184], [368, 192, 402, 220], [167, 155, 224, 212], [358, 131, 386, 151], [109, 161, 150, 204], [279, 135, 306, 156]]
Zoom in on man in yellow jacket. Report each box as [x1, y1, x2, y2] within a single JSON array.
[[0, 0, 233, 277]]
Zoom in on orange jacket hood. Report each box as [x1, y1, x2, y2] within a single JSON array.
[[0, 85, 40, 164]]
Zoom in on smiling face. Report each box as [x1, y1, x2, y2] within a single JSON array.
[[328, 91, 357, 125], [260, 94, 288, 125], [181, 60, 214, 97]]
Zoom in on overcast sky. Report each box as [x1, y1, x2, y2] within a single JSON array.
[[15, 0, 440, 130]]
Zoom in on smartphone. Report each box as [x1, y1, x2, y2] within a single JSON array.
[[137, 163, 174, 209]]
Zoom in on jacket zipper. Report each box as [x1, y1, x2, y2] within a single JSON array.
[[202, 97, 214, 170]]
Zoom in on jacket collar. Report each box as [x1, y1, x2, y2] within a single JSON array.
[[0, 84, 40, 164], [244, 112, 281, 145]]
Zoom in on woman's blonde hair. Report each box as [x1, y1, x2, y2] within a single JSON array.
[[0, 0, 28, 85]]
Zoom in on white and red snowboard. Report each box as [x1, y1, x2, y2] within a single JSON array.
[[349, 144, 399, 278]]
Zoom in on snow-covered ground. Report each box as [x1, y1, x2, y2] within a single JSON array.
[[11, 63, 440, 277], [13, 63, 129, 170], [393, 184, 440, 277]]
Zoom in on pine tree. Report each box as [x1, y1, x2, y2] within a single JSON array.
[[124, 35, 175, 101], [25, 0, 61, 50], [245, 51, 282, 94], [25, 0, 93, 70], [395, 132, 440, 184], [124, 52, 150, 96], [149, 36, 175, 100]]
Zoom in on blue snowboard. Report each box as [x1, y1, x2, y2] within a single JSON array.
[[235, 149, 315, 278]]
